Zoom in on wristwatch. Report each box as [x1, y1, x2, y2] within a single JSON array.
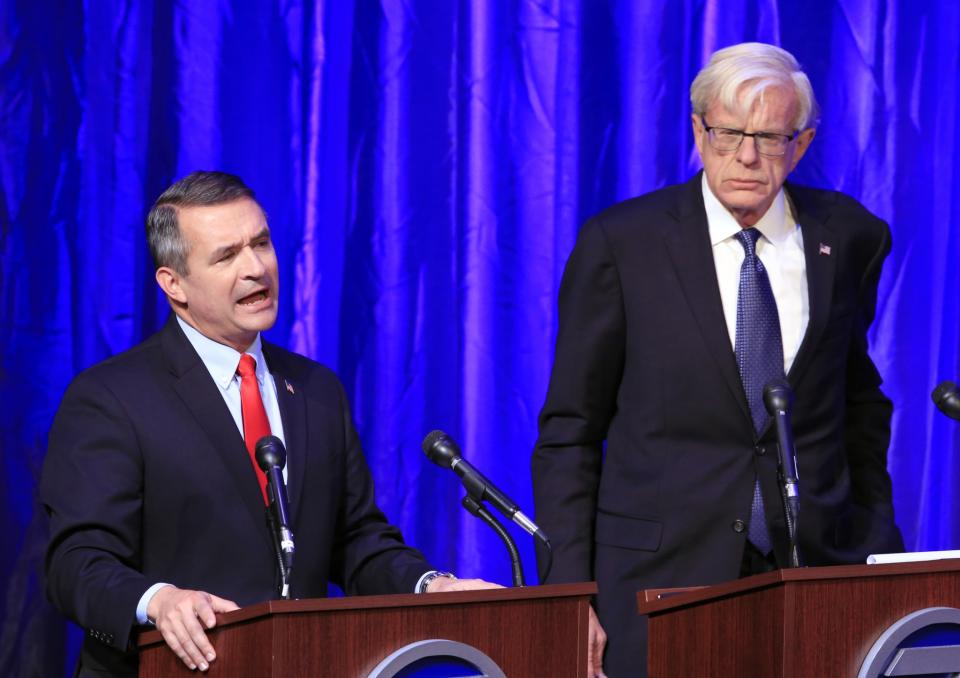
[[417, 570, 457, 593]]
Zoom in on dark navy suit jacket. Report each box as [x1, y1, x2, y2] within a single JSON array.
[[532, 173, 904, 676], [42, 316, 432, 675]]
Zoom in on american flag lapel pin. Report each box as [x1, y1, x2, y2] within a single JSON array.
[[285, 380, 295, 395], [819, 242, 831, 256]]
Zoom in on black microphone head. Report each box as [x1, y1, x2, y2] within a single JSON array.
[[422, 430, 460, 469], [762, 378, 794, 415], [933, 381, 960, 421], [255, 435, 287, 471]]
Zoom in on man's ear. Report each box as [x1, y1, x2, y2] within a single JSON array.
[[156, 266, 187, 304], [691, 113, 706, 157], [788, 128, 816, 172]]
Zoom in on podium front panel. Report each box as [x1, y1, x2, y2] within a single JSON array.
[[139, 583, 595, 677]]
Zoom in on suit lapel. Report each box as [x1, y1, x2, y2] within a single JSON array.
[[662, 175, 754, 428], [263, 344, 307, 526], [160, 317, 274, 552], [786, 185, 837, 386]]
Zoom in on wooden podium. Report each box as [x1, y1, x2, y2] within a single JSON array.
[[638, 559, 960, 676], [138, 582, 595, 677]]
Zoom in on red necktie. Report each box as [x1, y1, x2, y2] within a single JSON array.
[[237, 354, 270, 505]]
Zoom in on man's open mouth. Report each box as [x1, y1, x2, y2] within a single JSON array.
[[238, 290, 269, 306]]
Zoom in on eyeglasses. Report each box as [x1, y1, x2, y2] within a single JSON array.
[[700, 116, 798, 157]]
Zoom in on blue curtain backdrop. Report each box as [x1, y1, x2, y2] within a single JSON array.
[[2, 0, 958, 674]]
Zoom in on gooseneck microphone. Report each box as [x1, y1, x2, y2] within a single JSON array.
[[762, 378, 802, 568], [422, 430, 553, 585], [933, 381, 960, 421], [255, 435, 295, 598], [422, 430, 549, 546]]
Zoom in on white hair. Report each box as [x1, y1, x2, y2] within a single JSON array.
[[690, 42, 820, 130]]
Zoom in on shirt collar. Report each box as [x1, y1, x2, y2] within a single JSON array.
[[176, 316, 268, 389], [702, 174, 793, 247]]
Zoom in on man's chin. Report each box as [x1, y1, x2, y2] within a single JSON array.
[[720, 184, 766, 200], [235, 308, 279, 334], [719, 191, 770, 215]]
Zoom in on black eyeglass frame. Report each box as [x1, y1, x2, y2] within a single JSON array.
[[700, 116, 800, 157]]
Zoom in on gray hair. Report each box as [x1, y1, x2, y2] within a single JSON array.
[[146, 171, 257, 275], [690, 42, 820, 131]]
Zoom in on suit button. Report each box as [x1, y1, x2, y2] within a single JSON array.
[[732, 519, 746, 533], [755, 445, 766, 456]]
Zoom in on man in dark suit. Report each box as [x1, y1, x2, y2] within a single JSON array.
[[41, 171, 495, 676], [532, 42, 904, 677]]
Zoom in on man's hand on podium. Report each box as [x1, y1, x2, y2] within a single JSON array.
[[588, 605, 608, 678], [146, 585, 239, 672]]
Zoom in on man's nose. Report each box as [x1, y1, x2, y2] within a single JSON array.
[[240, 247, 267, 277], [736, 135, 760, 164]]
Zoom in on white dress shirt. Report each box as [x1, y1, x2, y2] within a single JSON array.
[[702, 174, 809, 374], [176, 316, 287, 454]]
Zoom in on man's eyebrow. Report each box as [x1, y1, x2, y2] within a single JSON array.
[[209, 241, 242, 261], [209, 229, 271, 262], [709, 120, 792, 133]]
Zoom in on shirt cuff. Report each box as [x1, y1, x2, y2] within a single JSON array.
[[136, 583, 172, 625]]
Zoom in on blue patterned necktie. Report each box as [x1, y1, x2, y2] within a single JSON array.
[[734, 228, 783, 555]]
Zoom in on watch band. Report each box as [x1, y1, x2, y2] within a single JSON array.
[[417, 570, 457, 593]]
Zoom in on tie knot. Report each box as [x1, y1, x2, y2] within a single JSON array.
[[237, 354, 257, 378], [735, 228, 762, 256]]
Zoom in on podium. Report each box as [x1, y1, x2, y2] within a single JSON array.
[[138, 582, 595, 677], [637, 559, 960, 677]]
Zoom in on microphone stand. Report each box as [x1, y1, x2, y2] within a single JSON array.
[[770, 407, 802, 569], [777, 476, 801, 569], [255, 436, 296, 600], [265, 485, 293, 599], [461, 495, 525, 587], [763, 380, 803, 569]]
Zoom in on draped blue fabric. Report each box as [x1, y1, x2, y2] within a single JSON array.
[[1, 1, 958, 674]]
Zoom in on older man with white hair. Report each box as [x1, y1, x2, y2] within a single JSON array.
[[532, 42, 903, 677]]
